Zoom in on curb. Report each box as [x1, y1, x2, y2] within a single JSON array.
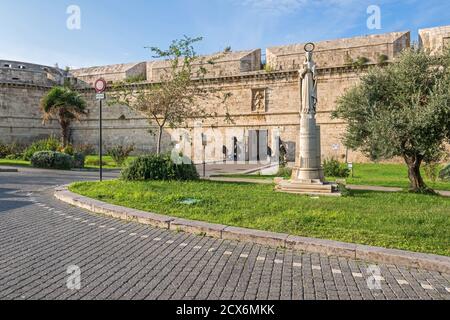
[[54, 185, 450, 274], [0, 168, 19, 172]]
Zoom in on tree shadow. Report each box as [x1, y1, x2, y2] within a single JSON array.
[[0, 187, 33, 213]]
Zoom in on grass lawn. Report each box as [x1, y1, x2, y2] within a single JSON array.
[[84, 155, 136, 169], [216, 163, 450, 191], [70, 180, 450, 256], [0, 156, 136, 169], [0, 159, 31, 167]]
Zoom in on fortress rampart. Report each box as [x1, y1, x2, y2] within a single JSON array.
[[1, 25, 449, 163]]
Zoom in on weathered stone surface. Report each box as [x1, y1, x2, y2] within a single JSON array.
[[419, 25, 450, 55], [356, 245, 450, 274], [54, 189, 173, 229], [0, 28, 429, 164], [222, 226, 288, 247], [286, 235, 357, 259], [169, 218, 227, 238]]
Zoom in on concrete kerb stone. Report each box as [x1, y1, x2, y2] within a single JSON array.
[[0, 168, 19, 173], [170, 218, 227, 238], [355, 245, 450, 274], [222, 226, 289, 248], [54, 185, 450, 274], [286, 236, 357, 259]]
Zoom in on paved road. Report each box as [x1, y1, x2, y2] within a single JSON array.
[[0, 168, 449, 300]]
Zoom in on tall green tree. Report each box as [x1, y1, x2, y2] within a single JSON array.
[[111, 36, 232, 155], [40, 86, 87, 147], [333, 48, 450, 193]]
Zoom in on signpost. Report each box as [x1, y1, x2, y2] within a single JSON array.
[[348, 162, 354, 178], [94, 79, 107, 182], [201, 133, 207, 178]]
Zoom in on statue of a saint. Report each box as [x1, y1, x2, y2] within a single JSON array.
[[253, 90, 265, 111], [299, 47, 318, 115]]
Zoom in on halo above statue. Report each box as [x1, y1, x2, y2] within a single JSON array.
[[304, 42, 315, 53]]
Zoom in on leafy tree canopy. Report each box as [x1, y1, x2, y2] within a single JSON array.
[[333, 48, 450, 192]]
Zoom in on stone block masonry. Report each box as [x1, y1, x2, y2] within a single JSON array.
[[1, 25, 449, 163]]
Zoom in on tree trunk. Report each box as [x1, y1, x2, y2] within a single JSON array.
[[61, 122, 69, 148], [404, 155, 427, 192], [156, 126, 163, 155]]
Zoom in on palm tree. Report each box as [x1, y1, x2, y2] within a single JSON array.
[[40, 86, 87, 147]]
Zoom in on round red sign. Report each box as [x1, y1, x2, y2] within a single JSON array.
[[94, 78, 107, 93]]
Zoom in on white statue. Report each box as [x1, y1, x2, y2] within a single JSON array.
[[299, 49, 318, 115]]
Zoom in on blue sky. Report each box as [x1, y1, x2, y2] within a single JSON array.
[[1, 0, 449, 68]]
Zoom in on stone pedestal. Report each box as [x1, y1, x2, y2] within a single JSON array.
[[276, 115, 338, 196]]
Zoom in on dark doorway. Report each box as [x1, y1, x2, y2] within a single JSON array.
[[248, 130, 268, 162]]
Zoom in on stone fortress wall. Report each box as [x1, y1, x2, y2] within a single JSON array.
[[419, 25, 450, 55], [1, 25, 449, 163], [0, 61, 64, 143]]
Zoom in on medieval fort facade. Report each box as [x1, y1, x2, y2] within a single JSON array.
[[1, 25, 449, 163]]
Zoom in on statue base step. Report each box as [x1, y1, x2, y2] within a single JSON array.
[[275, 178, 341, 197]]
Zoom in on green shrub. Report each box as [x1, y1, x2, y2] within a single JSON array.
[[107, 145, 135, 167], [72, 153, 85, 169], [59, 144, 74, 156], [0, 142, 26, 159], [439, 164, 450, 181], [323, 158, 350, 178], [121, 154, 199, 181], [276, 166, 292, 178], [74, 144, 95, 156], [23, 137, 60, 160], [423, 162, 441, 182], [337, 183, 352, 197], [0, 144, 8, 159], [5, 153, 24, 160], [31, 151, 73, 170]]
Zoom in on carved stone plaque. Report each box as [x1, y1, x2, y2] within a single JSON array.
[[251, 88, 266, 112]]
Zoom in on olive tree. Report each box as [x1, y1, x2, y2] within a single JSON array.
[[333, 48, 450, 193]]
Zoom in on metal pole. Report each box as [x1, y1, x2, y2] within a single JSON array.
[[99, 99, 103, 182], [203, 145, 206, 178]]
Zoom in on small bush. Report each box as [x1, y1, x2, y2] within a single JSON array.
[[31, 151, 73, 170], [5, 153, 24, 160], [23, 137, 60, 161], [337, 183, 352, 197], [276, 166, 292, 178], [439, 164, 450, 181], [72, 153, 85, 169], [121, 154, 199, 181], [423, 162, 440, 183], [0, 142, 26, 159], [59, 144, 74, 156], [323, 158, 350, 178], [107, 145, 135, 167], [74, 144, 95, 156]]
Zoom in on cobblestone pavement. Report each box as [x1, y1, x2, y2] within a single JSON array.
[[0, 168, 449, 300]]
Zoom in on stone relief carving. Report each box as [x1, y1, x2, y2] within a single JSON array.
[[251, 88, 266, 112]]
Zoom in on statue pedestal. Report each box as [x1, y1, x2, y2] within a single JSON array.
[[275, 178, 340, 196], [276, 116, 340, 196]]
